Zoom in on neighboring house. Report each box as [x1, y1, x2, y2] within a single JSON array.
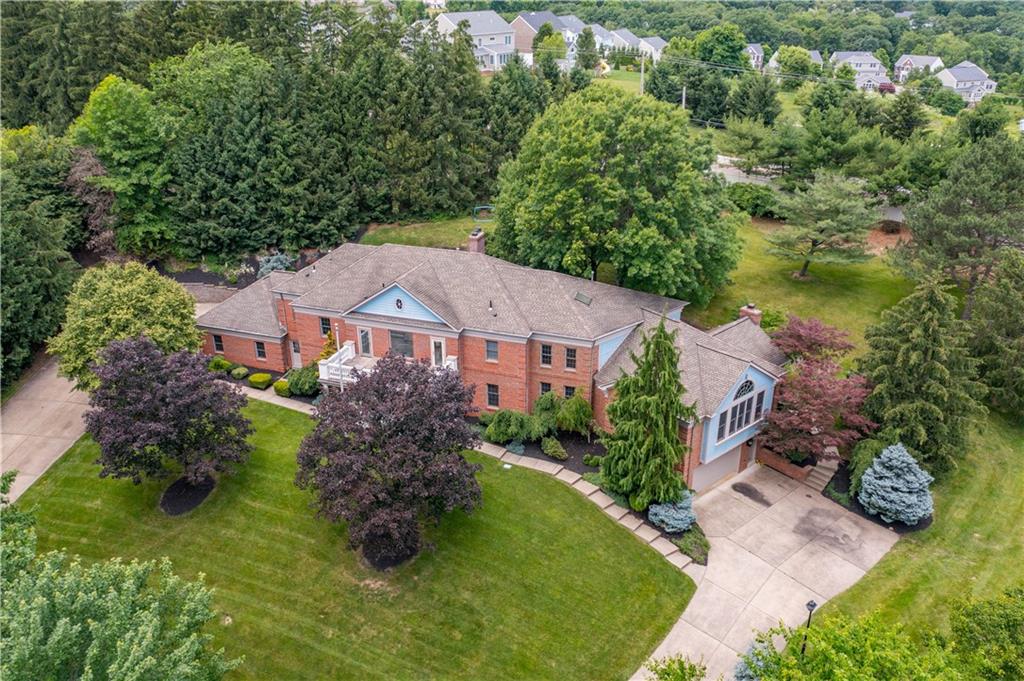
[[856, 71, 893, 92], [936, 60, 997, 103], [610, 27, 641, 51], [557, 14, 586, 44], [510, 10, 563, 54], [746, 43, 764, 70], [588, 23, 616, 52], [436, 10, 515, 72], [830, 50, 888, 90], [766, 48, 823, 70], [198, 236, 785, 493], [639, 36, 668, 63], [893, 54, 944, 82]]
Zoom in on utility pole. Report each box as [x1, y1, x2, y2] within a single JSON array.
[[681, 85, 686, 109], [640, 57, 644, 95]]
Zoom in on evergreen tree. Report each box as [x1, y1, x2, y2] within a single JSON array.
[[0, 2, 44, 129], [485, 54, 550, 174], [766, 171, 878, 277], [22, 0, 79, 132], [857, 443, 934, 525], [881, 90, 927, 141], [602, 320, 697, 511], [726, 72, 782, 125], [860, 279, 987, 476], [900, 136, 1024, 318], [576, 27, 600, 70], [791, 107, 859, 180], [532, 21, 555, 49], [968, 250, 1024, 420]]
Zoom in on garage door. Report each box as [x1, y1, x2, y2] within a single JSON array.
[[692, 446, 741, 492]]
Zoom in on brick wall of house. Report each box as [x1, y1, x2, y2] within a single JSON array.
[[592, 384, 614, 432], [459, 336, 528, 413], [203, 331, 288, 373], [511, 19, 535, 53], [683, 420, 705, 488], [525, 339, 594, 406], [289, 311, 339, 365]]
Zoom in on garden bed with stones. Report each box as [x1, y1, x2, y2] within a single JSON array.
[[518, 432, 607, 476], [823, 463, 932, 534]]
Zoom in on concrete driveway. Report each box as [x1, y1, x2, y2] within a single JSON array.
[[1, 354, 88, 501], [639, 465, 898, 679]]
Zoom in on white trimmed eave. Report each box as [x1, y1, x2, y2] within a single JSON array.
[[198, 325, 286, 342]]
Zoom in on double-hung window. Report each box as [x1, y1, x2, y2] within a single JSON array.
[[540, 382, 551, 394], [487, 384, 500, 408], [564, 386, 576, 398], [565, 347, 577, 370], [319, 317, 331, 336], [255, 341, 267, 359], [485, 340, 499, 361], [213, 335, 224, 353], [540, 344, 552, 367]]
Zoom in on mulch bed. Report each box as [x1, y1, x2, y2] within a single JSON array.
[[822, 463, 932, 535], [519, 432, 607, 475], [160, 475, 215, 516]]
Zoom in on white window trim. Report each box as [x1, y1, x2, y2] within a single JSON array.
[[254, 341, 267, 361], [485, 339, 499, 363], [431, 337, 446, 367], [357, 327, 373, 357], [540, 344, 552, 368], [213, 335, 224, 354], [715, 383, 766, 443]]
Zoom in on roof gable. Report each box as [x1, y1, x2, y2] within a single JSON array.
[[350, 282, 450, 326], [514, 10, 562, 32], [437, 10, 511, 35]]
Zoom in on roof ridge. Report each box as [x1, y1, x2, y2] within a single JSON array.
[[289, 243, 380, 301]]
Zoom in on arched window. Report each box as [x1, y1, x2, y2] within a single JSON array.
[[716, 378, 768, 442]]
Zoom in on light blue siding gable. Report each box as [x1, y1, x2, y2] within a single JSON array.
[[598, 327, 635, 369], [352, 284, 446, 324], [701, 365, 777, 463]]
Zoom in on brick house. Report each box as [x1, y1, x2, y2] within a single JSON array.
[[198, 234, 785, 492]]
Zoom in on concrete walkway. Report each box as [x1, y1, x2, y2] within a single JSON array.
[[634, 466, 900, 680], [1, 355, 88, 501]]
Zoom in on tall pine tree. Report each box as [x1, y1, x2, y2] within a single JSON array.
[[968, 250, 1024, 421], [726, 71, 781, 125], [602, 320, 696, 511], [860, 279, 987, 476], [485, 54, 549, 176]]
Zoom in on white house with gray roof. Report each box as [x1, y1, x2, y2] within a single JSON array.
[[639, 36, 668, 63], [936, 60, 997, 102], [746, 43, 764, 70], [197, 236, 786, 493], [436, 10, 515, 72], [893, 54, 944, 82], [587, 24, 616, 52], [610, 27, 641, 51], [767, 48, 823, 71], [829, 51, 889, 90]]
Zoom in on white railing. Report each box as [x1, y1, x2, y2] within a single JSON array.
[[318, 341, 358, 386], [442, 355, 458, 372]]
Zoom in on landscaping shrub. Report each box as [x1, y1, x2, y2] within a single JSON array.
[[285, 364, 320, 397], [727, 183, 778, 217], [648, 490, 697, 533], [229, 366, 249, 380], [582, 453, 603, 467], [541, 437, 568, 461], [759, 305, 787, 333], [858, 442, 934, 525], [646, 655, 706, 681], [505, 440, 525, 455], [273, 379, 291, 397], [477, 410, 494, 427], [484, 409, 543, 444], [849, 438, 884, 494], [207, 356, 232, 373], [532, 392, 563, 436], [671, 524, 710, 565], [248, 373, 273, 390], [556, 394, 593, 439], [257, 253, 292, 279]]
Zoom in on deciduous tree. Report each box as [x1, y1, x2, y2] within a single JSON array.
[[860, 279, 987, 476], [493, 86, 741, 306], [602, 320, 696, 511], [951, 587, 1024, 680], [692, 22, 747, 68], [770, 315, 854, 360], [48, 262, 202, 391], [294, 354, 481, 568], [85, 336, 252, 484], [766, 171, 878, 277]]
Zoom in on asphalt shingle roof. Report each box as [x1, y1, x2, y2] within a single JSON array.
[[641, 36, 668, 50], [747, 43, 764, 57], [197, 273, 289, 338], [611, 27, 640, 47], [557, 14, 586, 33], [595, 312, 785, 418], [897, 54, 942, 69], [944, 60, 990, 82], [438, 10, 511, 35], [588, 24, 614, 42], [515, 11, 563, 32]]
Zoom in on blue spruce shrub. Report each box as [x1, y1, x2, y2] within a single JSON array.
[[735, 639, 773, 680], [857, 442, 934, 525], [257, 253, 293, 279], [648, 490, 697, 533]]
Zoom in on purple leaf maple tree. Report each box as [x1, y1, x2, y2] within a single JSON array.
[[85, 337, 253, 485], [771, 315, 855, 360], [295, 353, 481, 568], [760, 358, 876, 462]]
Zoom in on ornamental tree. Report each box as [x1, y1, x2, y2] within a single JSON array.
[[85, 337, 253, 485], [602, 320, 697, 511], [770, 315, 854, 360], [294, 354, 481, 568], [48, 262, 202, 391], [767, 170, 879, 278], [857, 443, 934, 525], [493, 86, 741, 306], [860, 278, 987, 476], [760, 359, 875, 462], [968, 250, 1024, 420]]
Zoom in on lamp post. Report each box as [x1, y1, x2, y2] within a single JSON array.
[[800, 600, 818, 658]]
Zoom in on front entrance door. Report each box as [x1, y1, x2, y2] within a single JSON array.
[[290, 340, 302, 368]]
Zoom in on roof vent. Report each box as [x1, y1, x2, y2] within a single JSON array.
[[488, 299, 496, 317], [574, 291, 592, 306]]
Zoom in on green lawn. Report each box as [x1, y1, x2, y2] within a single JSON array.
[[683, 218, 914, 354], [18, 400, 693, 681], [829, 414, 1024, 639], [360, 215, 490, 250], [596, 69, 642, 95]]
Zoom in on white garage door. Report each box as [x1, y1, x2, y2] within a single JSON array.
[[692, 446, 741, 492]]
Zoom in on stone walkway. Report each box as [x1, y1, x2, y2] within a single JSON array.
[[1, 355, 88, 501]]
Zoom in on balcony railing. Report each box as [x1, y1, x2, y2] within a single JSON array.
[[318, 341, 459, 391]]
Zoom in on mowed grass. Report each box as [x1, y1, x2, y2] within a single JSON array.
[[684, 218, 914, 353], [360, 215, 489, 250], [596, 69, 642, 94], [18, 400, 694, 681], [829, 414, 1024, 639]]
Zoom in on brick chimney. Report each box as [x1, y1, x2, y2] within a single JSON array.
[[738, 303, 763, 326], [468, 228, 485, 254]]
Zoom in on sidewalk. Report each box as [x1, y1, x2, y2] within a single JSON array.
[[0, 355, 88, 501]]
